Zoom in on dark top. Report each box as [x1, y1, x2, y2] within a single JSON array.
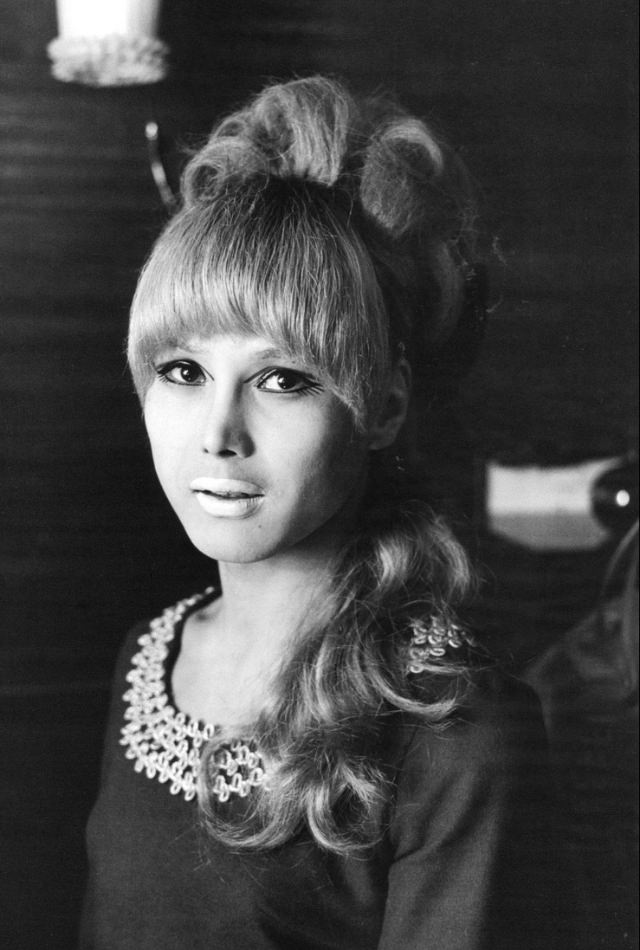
[[80, 600, 566, 950]]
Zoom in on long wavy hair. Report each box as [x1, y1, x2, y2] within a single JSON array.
[[128, 76, 482, 853]]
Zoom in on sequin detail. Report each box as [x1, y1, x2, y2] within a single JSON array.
[[407, 616, 466, 673], [207, 740, 267, 803], [119, 589, 267, 804]]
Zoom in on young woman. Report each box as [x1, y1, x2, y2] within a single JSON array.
[[81, 76, 561, 949]]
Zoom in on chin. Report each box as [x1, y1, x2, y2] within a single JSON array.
[[181, 511, 346, 567], [185, 534, 267, 564], [182, 521, 287, 565]]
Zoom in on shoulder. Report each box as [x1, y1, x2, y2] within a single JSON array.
[[379, 673, 567, 950], [387, 671, 551, 846], [401, 668, 546, 772], [103, 616, 154, 724]]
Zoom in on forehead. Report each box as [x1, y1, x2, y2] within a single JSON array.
[[157, 332, 317, 367]]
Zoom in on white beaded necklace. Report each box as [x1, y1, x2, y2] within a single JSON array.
[[120, 588, 267, 804], [119, 590, 468, 805]]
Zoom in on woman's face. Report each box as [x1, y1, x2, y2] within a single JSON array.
[[143, 333, 371, 566]]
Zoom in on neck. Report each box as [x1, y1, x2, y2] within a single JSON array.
[[213, 546, 337, 660]]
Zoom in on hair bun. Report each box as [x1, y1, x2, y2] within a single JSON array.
[[179, 76, 483, 379], [183, 77, 354, 205], [360, 118, 448, 238]]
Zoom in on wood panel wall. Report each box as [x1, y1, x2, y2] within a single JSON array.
[[0, 1, 636, 947]]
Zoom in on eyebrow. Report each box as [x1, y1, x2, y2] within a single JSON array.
[[160, 341, 279, 353], [164, 342, 299, 363], [254, 349, 323, 377], [253, 347, 291, 361]]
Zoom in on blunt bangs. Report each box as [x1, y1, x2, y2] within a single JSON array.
[[128, 178, 391, 425]]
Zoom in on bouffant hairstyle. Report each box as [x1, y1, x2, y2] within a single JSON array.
[[128, 75, 479, 426], [128, 77, 482, 853]]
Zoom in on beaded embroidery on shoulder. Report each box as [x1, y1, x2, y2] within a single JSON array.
[[119, 589, 266, 804], [407, 615, 472, 674]]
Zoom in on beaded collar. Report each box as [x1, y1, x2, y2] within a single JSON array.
[[119, 590, 468, 804], [120, 588, 266, 804]]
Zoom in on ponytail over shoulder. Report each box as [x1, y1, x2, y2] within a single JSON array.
[[199, 498, 477, 855]]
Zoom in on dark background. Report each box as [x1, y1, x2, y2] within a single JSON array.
[[0, 1, 637, 948]]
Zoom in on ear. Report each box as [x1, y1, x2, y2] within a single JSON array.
[[368, 359, 411, 450]]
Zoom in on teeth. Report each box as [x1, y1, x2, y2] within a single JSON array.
[[190, 477, 262, 497], [204, 491, 248, 499]]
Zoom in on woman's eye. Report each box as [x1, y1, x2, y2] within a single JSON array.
[[257, 369, 319, 394], [156, 360, 205, 385]]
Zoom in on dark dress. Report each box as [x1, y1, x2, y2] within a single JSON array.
[[80, 593, 566, 949]]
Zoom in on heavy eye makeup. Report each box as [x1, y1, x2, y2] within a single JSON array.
[[155, 359, 206, 386], [254, 367, 323, 396], [154, 359, 323, 396]]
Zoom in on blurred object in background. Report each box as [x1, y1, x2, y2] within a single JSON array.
[[48, 0, 169, 86], [591, 454, 639, 536], [525, 520, 638, 950], [486, 455, 638, 551]]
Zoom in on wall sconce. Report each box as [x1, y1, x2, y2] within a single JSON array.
[[48, 0, 169, 87], [48, 0, 176, 211]]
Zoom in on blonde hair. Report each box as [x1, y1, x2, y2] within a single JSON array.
[[128, 76, 481, 853], [128, 75, 478, 426]]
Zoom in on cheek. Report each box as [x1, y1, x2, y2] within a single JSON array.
[[295, 422, 368, 509], [144, 399, 189, 482]]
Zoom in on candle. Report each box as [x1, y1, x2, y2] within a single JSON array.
[[49, 0, 169, 86]]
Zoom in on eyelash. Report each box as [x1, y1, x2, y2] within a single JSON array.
[[154, 360, 322, 396], [155, 360, 205, 386], [255, 368, 322, 396]]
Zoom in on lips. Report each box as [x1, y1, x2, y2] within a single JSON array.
[[189, 477, 264, 518], [190, 477, 263, 498]]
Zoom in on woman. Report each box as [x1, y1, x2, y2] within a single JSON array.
[[81, 76, 561, 949]]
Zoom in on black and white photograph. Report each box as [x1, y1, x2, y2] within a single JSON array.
[[1, 2, 637, 948]]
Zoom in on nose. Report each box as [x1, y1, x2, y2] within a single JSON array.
[[200, 385, 253, 458]]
